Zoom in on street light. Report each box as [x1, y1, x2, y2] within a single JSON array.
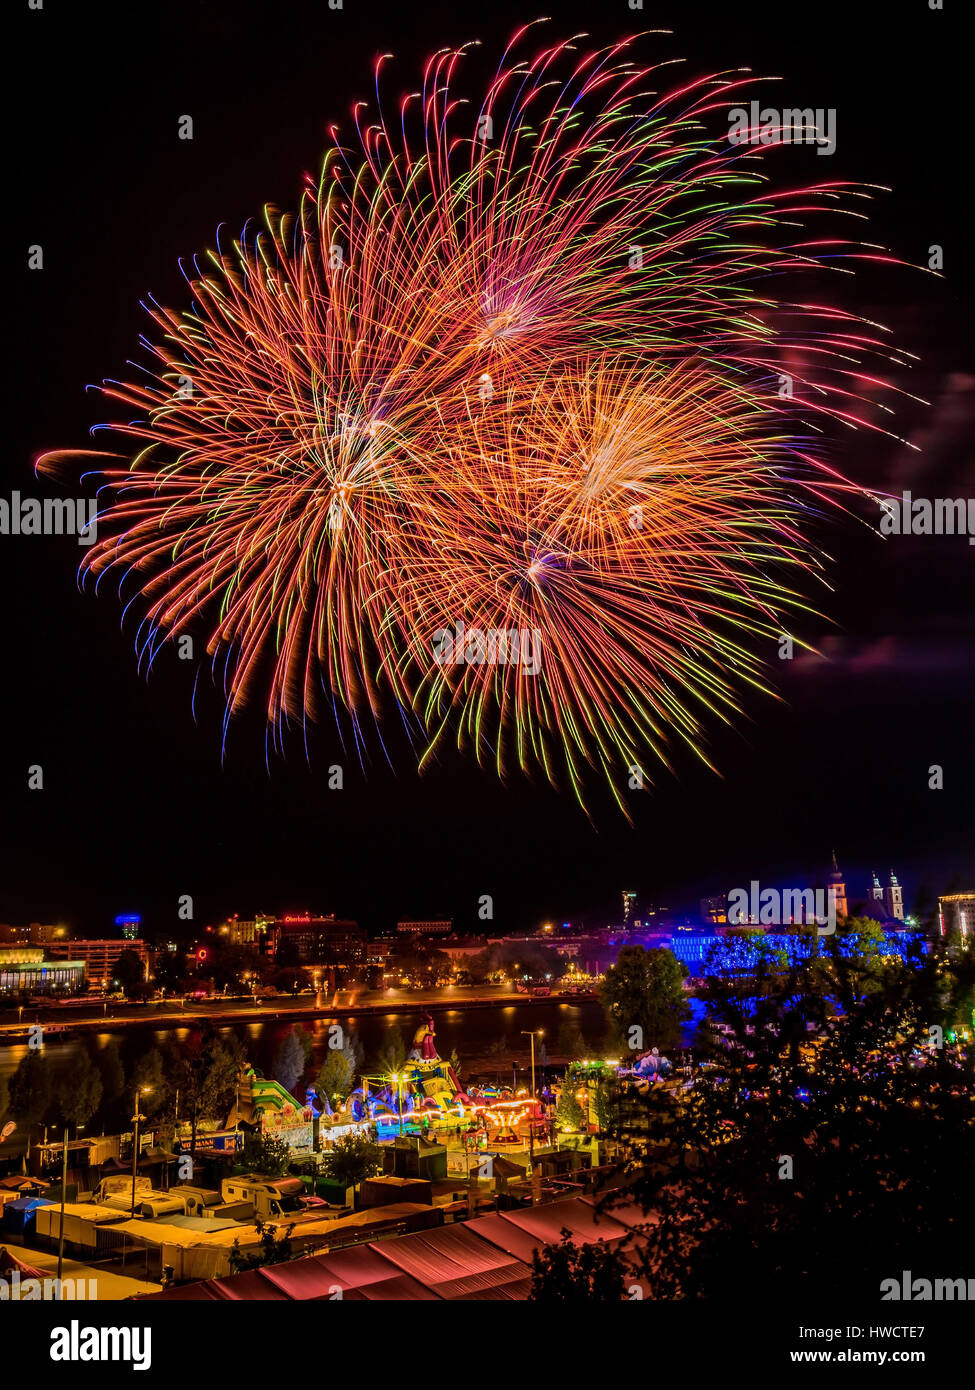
[[520, 1030, 543, 1098], [521, 1030, 545, 1163], [130, 1086, 152, 1217], [56, 1124, 69, 1285]]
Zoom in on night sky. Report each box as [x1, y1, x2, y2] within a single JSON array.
[[4, 0, 972, 939]]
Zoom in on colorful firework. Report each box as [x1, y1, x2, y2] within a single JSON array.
[[39, 22, 915, 812]]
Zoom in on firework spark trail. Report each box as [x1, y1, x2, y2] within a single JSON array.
[[38, 24, 917, 812]]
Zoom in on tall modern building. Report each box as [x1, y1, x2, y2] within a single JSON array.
[[622, 891, 637, 925]]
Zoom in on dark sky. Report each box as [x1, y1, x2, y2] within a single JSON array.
[[4, 0, 972, 939]]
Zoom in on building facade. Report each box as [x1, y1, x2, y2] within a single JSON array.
[[46, 938, 148, 989], [0, 946, 85, 996], [396, 919, 453, 935], [275, 915, 365, 966], [938, 892, 975, 938]]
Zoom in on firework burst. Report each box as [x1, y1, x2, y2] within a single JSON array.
[[39, 22, 913, 811]]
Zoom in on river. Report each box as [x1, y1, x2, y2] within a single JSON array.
[[0, 998, 610, 1086]]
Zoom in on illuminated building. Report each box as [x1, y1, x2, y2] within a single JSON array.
[[700, 894, 728, 926], [0, 922, 66, 945], [826, 852, 848, 920], [47, 937, 148, 987], [276, 914, 365, 965], [882, 872, 904, 922], [222, 914, 275, 949], [396, 919, 453, 935], [938, 891, 975, 938], [0, 946, 85, 995], [622, 891, 637, 925], [115, 914, 142, 940]]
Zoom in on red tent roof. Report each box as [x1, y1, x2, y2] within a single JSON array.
[[365, 1224, 531, 1300], [140, 1194, 649, 1301], [0, 1246, 50, 1280]]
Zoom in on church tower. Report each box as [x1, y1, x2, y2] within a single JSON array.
[[883, 871, 904, 922], [826, 851, 848, 921], [869, 871, 884, 904]]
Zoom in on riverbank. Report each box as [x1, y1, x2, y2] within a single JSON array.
[[0, 986, 600, 1042]]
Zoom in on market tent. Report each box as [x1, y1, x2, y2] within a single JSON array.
[[366, 1222, 532, 1299], [295, 1245, 439, 1301], [122, 1200, 441, 1282], [242, 1246, 438, 1302], [582, 1192, 657, 1230], [139, 1280, 224, 1301], [493, 1195, 633, 1246], [204, 1268, 293, 1300], [140, 1243, 440, 1301], [468, 1196, 652, 1298], [463, 1212, 543, 1265], [0, 1245, 48, 1279], [35, 1202, 129, 1249], [1, 1197, 51, 1236]]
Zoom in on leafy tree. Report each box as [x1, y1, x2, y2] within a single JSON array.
[[600, 945, 690, 1054], [590, 1075, 615, 1133], [113, 948, 147, 998], [616, 930, 974, 1299], [242, 1132, 293, 1178], [554, 1085, 586, 1133], [320, 1133, 382, 1195], [206, 943, 265, 993], [9, 1050, 52, 1170], [385, 943, 451, 987], [272, 1026, 309, 1094], [470, 941, 567, 983], [9, 1050, 51, 1129], [94, 1039, 126, 1128], [375, 1024, 408, 1074], [151, 948, 187, 994], [274, 937, 302, 968], [316, 1044, 357, 1104], [57, 1052, 103, 1136], [228, 1221, 296, 1273], [556, 1021, 593, 1060], [132, 1047, 167, 1116], [271, 966, 308, 994], [529, 1232, 629, 1301], [169, 1031, 244, 1150]]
